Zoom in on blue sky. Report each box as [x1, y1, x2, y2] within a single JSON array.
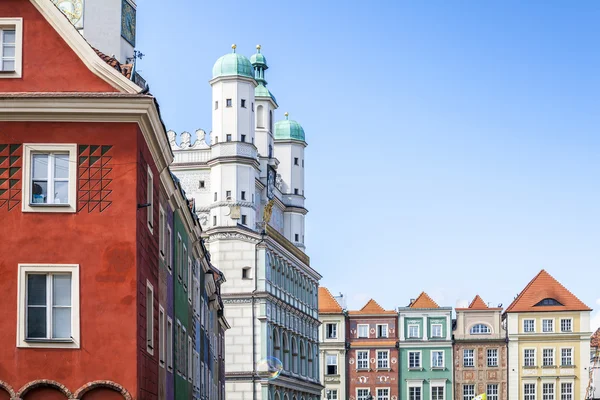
[[137, 1, 600, 330]]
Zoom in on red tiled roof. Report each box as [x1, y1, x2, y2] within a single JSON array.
[[349, 299, 396, 315], [505, 269, 591, 313], [456, 295, 502, 311], [409, 292, 439, 309], [592, 328, 600, 348], [318, 287, 343, 314], [94, 48, 133, 79]]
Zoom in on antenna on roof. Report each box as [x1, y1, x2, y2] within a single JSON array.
[[498, 303, 503, 308]]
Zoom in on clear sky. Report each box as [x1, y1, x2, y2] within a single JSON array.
[[137, 1, 600, 330]]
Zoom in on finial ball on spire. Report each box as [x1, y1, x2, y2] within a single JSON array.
[[256, 44, 261, 50], [231, 44, 237, 52]]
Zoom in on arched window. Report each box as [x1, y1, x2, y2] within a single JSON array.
[[307, 343, 313, 379], [470, 324, 491, 334], [257, 105, 264, 128], [291, 337, 298, 374], [535, 298, 563, 306], [300, 340, 306, 376], [282, 333, 290, 371], [273, 327, 281, 360], [269, 110, 273, 132]]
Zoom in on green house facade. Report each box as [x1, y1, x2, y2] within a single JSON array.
[[398, 292, 453, 400]]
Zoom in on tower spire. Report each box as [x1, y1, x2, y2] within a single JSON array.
[[251, 44, 268, 86]]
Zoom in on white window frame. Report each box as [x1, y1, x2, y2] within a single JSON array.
[[431, 323, 443, 338], [188, 257, 192, 304], [159, 206, 166, 259], [356, 350, 369, 370], [147, 166, 154, 233], [542, 348, 554, 366], [542, 382, 555, 400], [487, 348, 498, 367], [376, 349, 389, 369], [560, 347, 573, 366], [377, 323, 388, 338], [0, 18, 23, 78], [181, 325, 187, 378], [463, 384, 475, 400], [542, 318, 554, 333], [408, 350, 422, 369], [408, 324, 420, 338], [166, 316, 173, 371], [524, 382, 536, 400], [523, 318, 535, 333], [188, 335, 193, 382], [560, 318, 572, 332], [431, 383, 445, 400], [326, 322, 337, 339], [560, 382, 573, 400], [159, 305, 165, 367], [17, 263, 80, 348], [487, 384, 498, 400], [357, 324, 369, 338], [407, 381, 423, 400], [356, 388, 370, 400], [22, 144, 78, 213], [431, 350, 444, 369], [166, 226, 173, 273], [463, 349, 474, 367], [326, 353, 338, 375], [470, 323, 491, 334], [328, 389, 338, 400], [146, 280, 154, 355], [524, 348, 536, 367], [376, 387, 390, 400]]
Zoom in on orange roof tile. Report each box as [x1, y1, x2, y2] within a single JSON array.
[[409, 292, 439, 309], [591, 328, 600, 348], [351, 340, 397, 348], [456, 295, 503, 311], [94, 48, 133, 79], [349, 299, 396, 315], [318, 287, 343, 314], [505, 270, 591, 313]]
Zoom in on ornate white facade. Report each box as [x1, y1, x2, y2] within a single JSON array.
[[170, 45, 323, 400]]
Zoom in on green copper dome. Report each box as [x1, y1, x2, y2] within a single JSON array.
[[250, 45, 267, 67], [255, 84, 278, 106], [212, 44, 254, 79], [274, 113, 305, 142]]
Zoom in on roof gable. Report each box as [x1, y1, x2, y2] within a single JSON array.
[[469, 295, 488, 309], [505, 270, 591, 313], [349, 298, 396, 315], [0, 0, 140, 93], [318, 287, 343, 314], [592, 328, 600, 348], [409, 292, 439, 309]]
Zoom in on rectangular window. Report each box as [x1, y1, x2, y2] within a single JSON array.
[[199, 180, 205, 189], [432, 386, 444, 400], [561, 348, 572, 366], [159, 306, 165, 367], [294, 188, 299, 195], [213, 215, 217, 226], [226, 134, 232, 142], [23, 144, 78, 213], [214, 192, 217, 201], [543, 348, 554, 366], [463, 384, 475, 400], [377, 324, 388, 338], [431, 350, 444, 368], [409, 386, 422, 400], [226, 99, 232, 107], [176, 235, 182, 279], [357, 389, 370, 400], [524, 349, 536, 366], [431, 323, 443, 338], [524, 383, 536, 400], [241, 134, 246, 142], [560, 383, 572, 400], [326, 354, 337, 375], [167, 317, 173, 371], [408, 351, 421, 369], [166, 226, 172, 273], [357, 350, 369, 369], [182, 326, 187, 378], [146, 281, 154, 354], [241, 191, 246, 200], [357, 324, 369, 338], [187, 258, 192, 303], [463, 349, 474, 367], [377, 350, 389, 369], [328, 390, 338, 400], [252, 102, 254, 111], [0, 19, 23, 77], [241, 99, 246, 108], [524, 319, 535, 333], [226, 190, 231, 199], [560, 319, 572, 332], [377, 388, 389, 400], [543, 383, 555, 400], [294, 234, 299, 242], [542, 319, 554, 332], [408, 324, 420, 338], [326, 323, 337, 339], [487, 348, 498, 367], [294, 157, 299, 165], [159, 207, 166, 258], [241, 215, 247, 225], [214, 101, 218, 109], [188, 335, 193, 382], [19, 265, 80, 348], [147, 166, 154, 232], [214, 136, 218, 143], [487, 384, 498, 400]]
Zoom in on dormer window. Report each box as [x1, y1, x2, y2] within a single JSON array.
[[470, 324, 491, 334], [535, 298, 563, 306], [0, 19, 23, 78]]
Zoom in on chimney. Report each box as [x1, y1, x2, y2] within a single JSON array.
[[409, 298, 415, 306]]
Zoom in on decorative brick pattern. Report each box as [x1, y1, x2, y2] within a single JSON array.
[[78, 144, 113, 213], [0, 144, 23, 212], [0, 380, 16, 398], [9, 379, 132, 400], [16, 379, 72, 399], [72, 380, 132, 400]]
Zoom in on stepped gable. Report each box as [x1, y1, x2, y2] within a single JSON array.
[[318, 287, 343, 314], [505, 269, 591, 313]]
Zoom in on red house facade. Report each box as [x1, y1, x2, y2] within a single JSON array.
[[347, 300, 399, 400], [0, 1, 184, 399]]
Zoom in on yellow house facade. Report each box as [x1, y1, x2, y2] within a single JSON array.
[[505, 270, 592, 400]]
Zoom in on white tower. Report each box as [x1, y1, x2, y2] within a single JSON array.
[[273, 113, 307, 250], [250, 45, 278, 161], [209, 44, 258, 230]]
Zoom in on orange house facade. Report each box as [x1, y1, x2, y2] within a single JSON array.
[[0, 1, 178, 399], [347, 300, 399, 400]]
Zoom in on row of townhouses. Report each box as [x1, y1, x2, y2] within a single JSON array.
[[319, 270, 595, 400], [0, 1, 228, 399]]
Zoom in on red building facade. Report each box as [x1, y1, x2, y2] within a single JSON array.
[[347, 300, 399, 400], [0, 1, 174, 399]]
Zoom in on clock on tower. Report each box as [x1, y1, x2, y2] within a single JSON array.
[[121, 0, 136, 47], [51, 0, 84, 29]]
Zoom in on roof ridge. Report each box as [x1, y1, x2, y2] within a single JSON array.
[[410, 292, 440, 309], [469, 295, 488, 309], [318, 287, 343, 313], [360, 298, 386, 312]]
